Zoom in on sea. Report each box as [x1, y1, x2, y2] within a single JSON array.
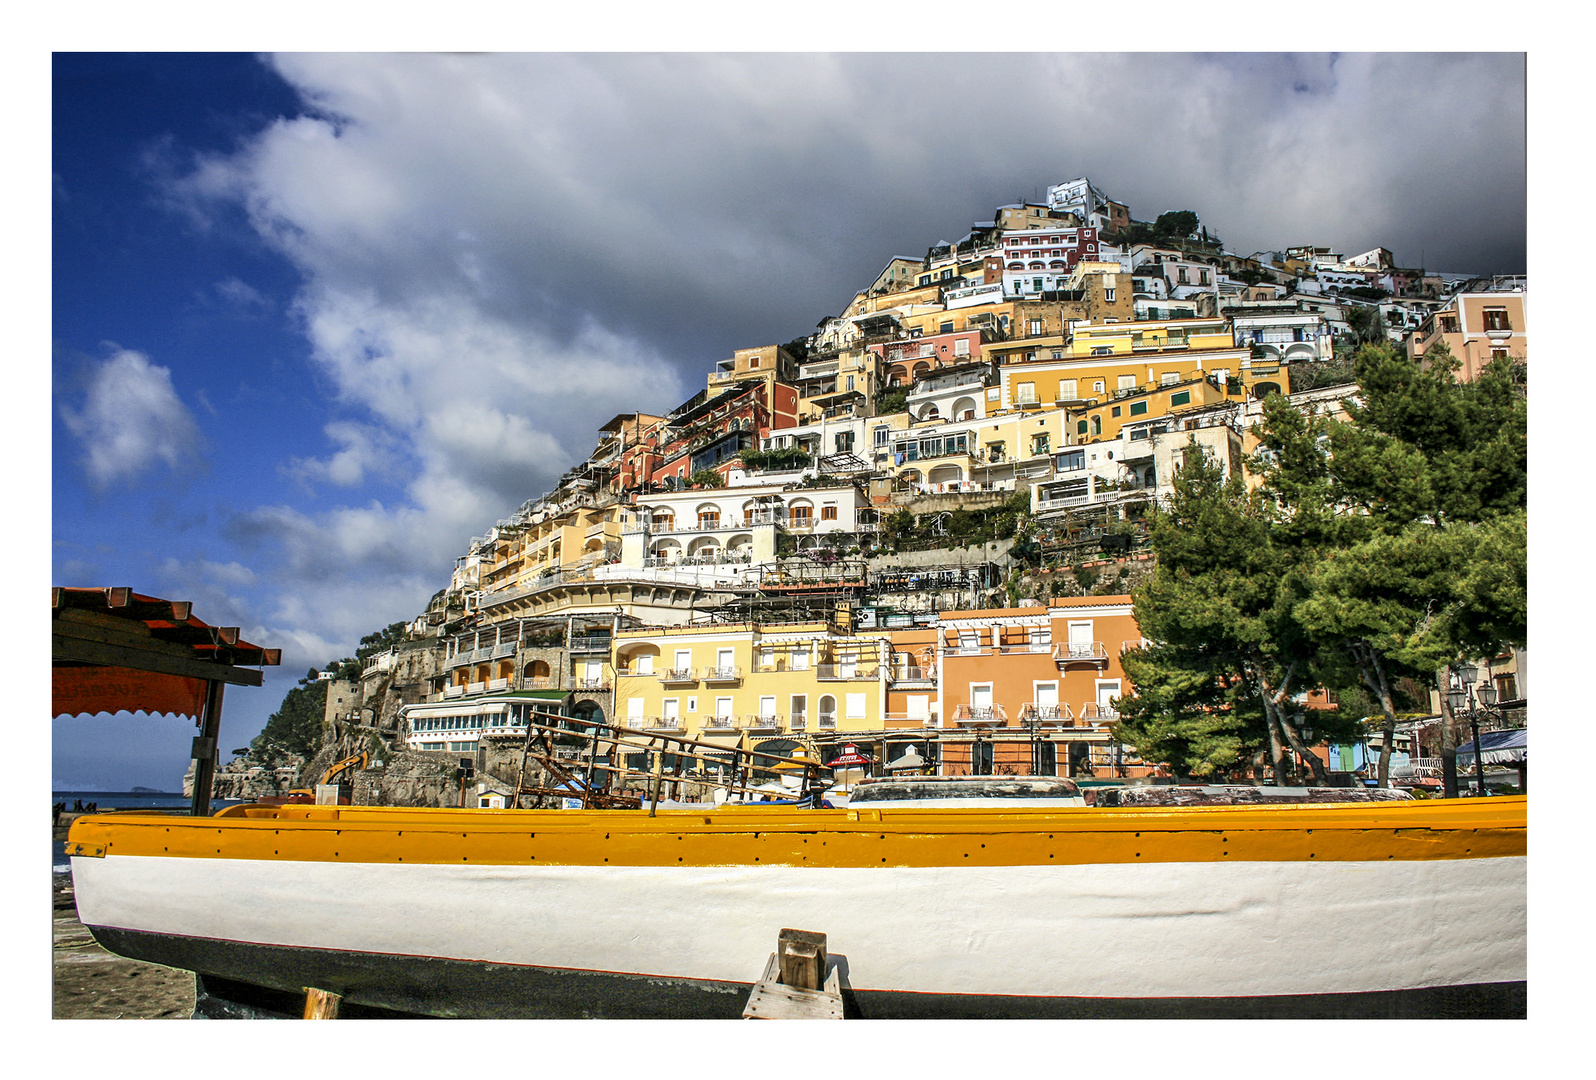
[[53, 791, 243, 873]]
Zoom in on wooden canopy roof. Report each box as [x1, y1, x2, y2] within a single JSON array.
[[52, 587, 281, 719]]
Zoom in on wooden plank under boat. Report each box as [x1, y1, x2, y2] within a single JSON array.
[[64, 795, 1526, 1019]]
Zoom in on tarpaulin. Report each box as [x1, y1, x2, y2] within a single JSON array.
[[52, 664, 208, 720], [1457, 727, 1527, 765]]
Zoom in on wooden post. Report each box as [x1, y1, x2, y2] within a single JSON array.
[[189, 679, 226, 817], [778, 928, 827, 991], [648, 751, 665, 817], [302, 986, 341, 1019]]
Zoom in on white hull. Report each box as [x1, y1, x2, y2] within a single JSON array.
[[74, 852, 1525, 1002]]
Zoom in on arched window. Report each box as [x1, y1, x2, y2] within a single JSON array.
[[818, 695, 837, 728]]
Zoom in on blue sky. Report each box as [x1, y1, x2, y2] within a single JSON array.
[[50, 52, 1528, 791]]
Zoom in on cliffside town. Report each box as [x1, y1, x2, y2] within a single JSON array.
[[242, 175, 1527, 805]]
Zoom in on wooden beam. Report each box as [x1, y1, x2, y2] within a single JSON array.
[[302, 987, 341, 1019], [52, 634, 265, 687]]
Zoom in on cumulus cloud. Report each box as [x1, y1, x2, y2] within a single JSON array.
[[58, 347, 206, 489], [152, 52, 1523, 672]]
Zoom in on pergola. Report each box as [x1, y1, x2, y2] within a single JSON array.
[[52, 587, 281, 815]]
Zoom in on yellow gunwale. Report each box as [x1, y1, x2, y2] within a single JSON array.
[[65, 796, 1525, 869]]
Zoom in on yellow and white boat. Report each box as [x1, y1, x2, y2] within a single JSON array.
[[64, 792, 1526, 1018]]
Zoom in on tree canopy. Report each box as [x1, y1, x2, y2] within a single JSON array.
[[1117, 342, 1526, 786]]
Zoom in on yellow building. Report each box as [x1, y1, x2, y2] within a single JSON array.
[[706, 344, 801, 395], [611, 621, 893, 755], [488, 503, 631, 594], [993, 317, 1261, 415]]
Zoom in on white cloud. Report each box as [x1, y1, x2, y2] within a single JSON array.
[[151, 53, 1523, 686], [58, 347, 205, 489]]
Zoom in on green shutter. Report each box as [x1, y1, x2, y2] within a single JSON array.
[[1130, 401, 1148, 416], [1171, 390, 1191, 406]]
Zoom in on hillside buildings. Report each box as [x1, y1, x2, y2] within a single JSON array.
[[379, 172, 1524, 787]]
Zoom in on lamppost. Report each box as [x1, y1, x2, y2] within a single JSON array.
[[1446, 662, 1494, 798]]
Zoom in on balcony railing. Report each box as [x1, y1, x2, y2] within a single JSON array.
[[1054, 641, 1109, 665], [702, 716, 739, 731], [702, 665, 742, 684], [572, 678, 610, 692], [659, 668, 698, 684], [953, 704, 1008, 725], [487, 677, 510, 691], [444, 684, 465, 698], [523, 677, 553, 690], [1077, 703, 1119, 723], [743, 714, 783, 732], [889, 666, 932, 684], [816, 664, 880, 680], [569, 635, 613, 652], [647, 717, 685, 731], [1018, 703, 1075, 727], [999, 642, 1053, 654], [816, 714, 837, 729], [883, 712, 939, 726], [789, 715, 808, 730]]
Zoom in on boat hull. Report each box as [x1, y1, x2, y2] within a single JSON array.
[[67, 799, 1527, 1019]]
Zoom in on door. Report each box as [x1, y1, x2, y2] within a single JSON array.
[[1097, 680, 1121, 719], [759, 696, 777, 723], [1068, 621, 1093, 659], [1035, 682, 1058, 719], [634, 652, 654, 675]]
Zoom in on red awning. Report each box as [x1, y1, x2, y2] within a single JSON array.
[[52, 587, 281, 718]]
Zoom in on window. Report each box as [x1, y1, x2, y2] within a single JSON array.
[[954, 338, 969, 356], [790, 648, 810, 671], [675, 649, 692, 673], [1170, 390, 1192, 406], [940, 320, 954, 333], [1093, 380, 1105, 394], [1031, 434, 1050, 456], [1483, 308, 1512, 332], [972, 739, 994, 775], [1111, 406, 1121, 417], [846, 375, 855, 391], [1161, 372, 1179, 387], [822, 504, 838, 520], [1028, 319, 1045, 337], [1092, 346, 1113, 356], [874, 426, 890, 447], [1057, 449, 1085, 471], [699, 510, 719, 530], [1017, 382, 1037, 404], [1118, 374, 1137, 392], [987, 442, 1006, 462], [1091, 416, 1101, 436], [790, 694, 807, 728], [634, 653, 654, 675], [1130, 401, 1148, 416], [818, 695, 837, 728], [1058, 379, 1077, 400], [846, 693, 866, 719], [1178, 267, 1188, 284], [835, 430, 854, 453], [1199, 269, 1209, 285], [789, 504, 812, 524]]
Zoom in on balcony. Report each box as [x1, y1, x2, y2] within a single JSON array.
[[815, 714, 837, 730], [569, 634, 613, 653], [1077, 703, 1119, 724], [523, 677, 554, 690], [647, 717, 686, 733], [659, 668, 698, 685], [487, 677, 510, 692], [701, 716, 739, 732], [743, 714, 783, 734], [572, 677, 611, 692], [952, 704, 1008, 726], [883, 712, 939, 727], [1018, 703, 1075, 728], [443, 684, 465, 699], [888, 666, 934, 686], [1054, 641, 1109, 667], [789, 715, 809, 731], [816, 663, 880, 680], [702, 665, 742, 685], [998, 641, 1053, 655]]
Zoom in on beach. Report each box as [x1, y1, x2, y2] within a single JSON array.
[[54, 865, 195, 1019]]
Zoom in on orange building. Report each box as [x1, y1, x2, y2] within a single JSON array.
[[935, 598, 1156, 779]]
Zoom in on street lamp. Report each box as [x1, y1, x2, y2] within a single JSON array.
[[1446, 662, 1492, 798]]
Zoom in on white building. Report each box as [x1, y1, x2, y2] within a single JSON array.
[[621, 482, 873, 569]]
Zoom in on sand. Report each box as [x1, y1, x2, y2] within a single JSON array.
[[53, 874, 195, 1019]]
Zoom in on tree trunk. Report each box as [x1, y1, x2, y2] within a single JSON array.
[[1350, 640, 1399, 788], [1436, 666, 1460, 798], [1277, 709, 1331, 786]]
